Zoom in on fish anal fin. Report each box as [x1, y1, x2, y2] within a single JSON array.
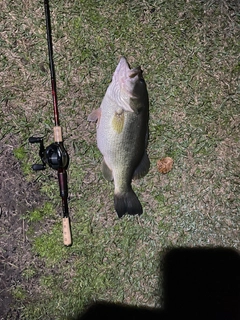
[[133, 151, 150, 180], [102, 160, 113, 181], [88, 108, 101, 122]]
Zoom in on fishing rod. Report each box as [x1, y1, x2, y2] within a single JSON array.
[[29, 0, 72, 246]]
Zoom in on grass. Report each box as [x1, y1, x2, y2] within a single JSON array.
[[1, 0, 240, 319]]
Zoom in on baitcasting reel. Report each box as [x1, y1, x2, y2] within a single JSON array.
[[29, 136, 69, 171]]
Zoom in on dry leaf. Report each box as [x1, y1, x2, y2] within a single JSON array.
[[157, 157, 174, 174]]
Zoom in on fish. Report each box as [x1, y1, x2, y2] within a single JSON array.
[[88, 56, 149, 218]]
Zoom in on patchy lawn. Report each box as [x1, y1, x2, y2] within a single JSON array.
[[0, 0, 239, 319]]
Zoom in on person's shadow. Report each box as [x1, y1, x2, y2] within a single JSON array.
[[70, 247, 240, 320]]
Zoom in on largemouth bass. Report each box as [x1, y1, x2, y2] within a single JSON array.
[[88, 57, 149, 218]]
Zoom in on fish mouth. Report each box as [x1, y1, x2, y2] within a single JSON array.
[[111, 57, 144, 111], [114, 57, 142, 81], [128, 67, 142, 79], [114, 57, 130, 77]]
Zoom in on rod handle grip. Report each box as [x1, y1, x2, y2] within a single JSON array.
[[62, 217, 72, 246], [54, 126, 63, 143]]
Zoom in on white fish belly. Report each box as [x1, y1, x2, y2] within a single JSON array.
[[96, 97, 147, 184]]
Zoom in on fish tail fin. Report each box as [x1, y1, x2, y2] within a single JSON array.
[[114, 189, 143, 218]]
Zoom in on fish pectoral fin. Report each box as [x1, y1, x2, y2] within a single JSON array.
[[102, 160, 113, 181], [87, 108, 101, 122], [133, 151, 150, 180]]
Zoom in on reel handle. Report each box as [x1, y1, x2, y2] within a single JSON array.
[[29, 136, 46, 170]]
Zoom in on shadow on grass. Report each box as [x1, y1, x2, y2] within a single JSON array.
[[71, 247, 240, 320]]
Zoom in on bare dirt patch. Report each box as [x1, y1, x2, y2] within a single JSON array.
[[0, 136, 47, 319]]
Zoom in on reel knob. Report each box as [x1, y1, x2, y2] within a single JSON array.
[[32, 163, 46, 171], [29, 136, 43, 144]]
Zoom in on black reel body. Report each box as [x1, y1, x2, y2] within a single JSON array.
[[29, 136, 69, 171]]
